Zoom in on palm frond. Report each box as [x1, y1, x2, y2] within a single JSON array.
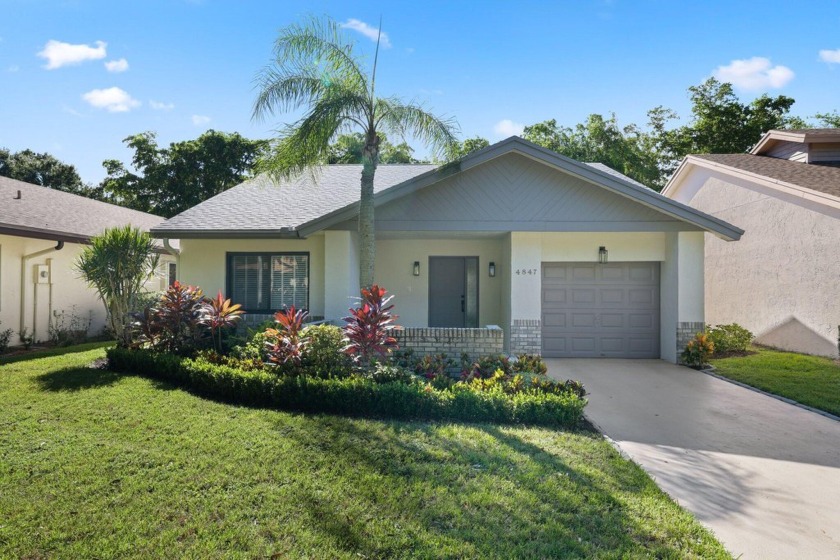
[[375, 97, 460, 158]]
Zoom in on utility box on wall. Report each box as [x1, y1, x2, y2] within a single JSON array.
[[34, 264, 50, 284]]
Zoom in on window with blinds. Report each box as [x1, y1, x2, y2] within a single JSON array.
[[227, 253, 309, 312]]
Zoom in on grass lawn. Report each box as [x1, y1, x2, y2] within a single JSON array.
[[1, 346, 729, 559], [711, 346, 840, 416]]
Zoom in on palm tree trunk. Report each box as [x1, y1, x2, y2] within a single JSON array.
[[359, 142, 379, 288]]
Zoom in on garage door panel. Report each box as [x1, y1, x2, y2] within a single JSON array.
[[541, 262, 660, 358]]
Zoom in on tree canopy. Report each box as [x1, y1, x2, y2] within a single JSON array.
[[328, 132, 421, 164], [100, 130, 267, 218]]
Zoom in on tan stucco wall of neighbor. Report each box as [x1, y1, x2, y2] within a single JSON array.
[[178, 236, 326, 319], [374, 237, 505, 328], [0, 234, 174, 346], [679, 174, 840, 357]]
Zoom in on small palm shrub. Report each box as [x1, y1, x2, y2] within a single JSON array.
[[707, 323, 753, 355], [681, 332, 714, 367], [343, 285, 399, 365]]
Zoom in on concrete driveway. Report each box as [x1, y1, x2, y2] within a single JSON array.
[[547, 359, 840, 560]]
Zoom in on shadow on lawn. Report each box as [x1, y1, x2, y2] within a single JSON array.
[[35, 366, 122, 392], [273, 415, 728, 559]]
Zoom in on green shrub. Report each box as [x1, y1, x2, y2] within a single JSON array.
[[681, 332, 714, 367], [362, 363, 416, 384], [48, 306, 93, 347], [0, 323, 12, 353], [106, 347, 586, 428], [463, 354, 512, 380], [707, 323, 753, 355], [301, 324, 352, 378]]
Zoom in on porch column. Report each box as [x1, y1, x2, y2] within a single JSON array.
[[661, 231, 705, 362], [508, 232, 542, 355], [324, 230, 360, 322]]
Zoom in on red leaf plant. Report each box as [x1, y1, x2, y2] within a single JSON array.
[[264, 306, 309, 372], [343, 285, 399, 366], [199, 291, 245, 353]]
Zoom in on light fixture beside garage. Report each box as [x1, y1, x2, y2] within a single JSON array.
[[598, 246, 608, 264], [413, 261, 420, 276], [489, 262, 496, 277]]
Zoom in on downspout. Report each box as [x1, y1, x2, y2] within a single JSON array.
[[20, 241, 64, 341], [162, 239, 180, 284]]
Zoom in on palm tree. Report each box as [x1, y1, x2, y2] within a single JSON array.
[[253, 16, 458, 288]]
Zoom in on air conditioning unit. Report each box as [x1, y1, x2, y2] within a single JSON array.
[[34, 264, 49, 284]]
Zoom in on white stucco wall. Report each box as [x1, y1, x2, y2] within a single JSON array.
[[374, 236, 504, 328], [178, 236, 326, 318], [0, 234, 174, 346], [678, 173, 840, 357]]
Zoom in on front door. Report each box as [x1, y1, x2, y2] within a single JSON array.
[[429, 257, 479, 328]]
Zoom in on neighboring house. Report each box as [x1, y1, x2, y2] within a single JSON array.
[[152, 137, 741, 362], [0, 176, 177, 346], [663, 128, 840, 358]]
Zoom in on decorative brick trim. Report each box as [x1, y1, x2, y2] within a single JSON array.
[[392, 326, 504, 363], [511, 319, 541, 355]]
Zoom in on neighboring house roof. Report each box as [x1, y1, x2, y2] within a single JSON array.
[[0, 175, 171, 245], [667, 154, 840, 203], [751, 128, 840, 155], [152, 136, 742, 241]]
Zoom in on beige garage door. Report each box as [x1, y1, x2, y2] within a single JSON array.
[[541, 262, 660, 358]]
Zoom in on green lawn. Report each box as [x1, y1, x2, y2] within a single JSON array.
[[711, 346, 840, 416], [1, 346, 729, 559]]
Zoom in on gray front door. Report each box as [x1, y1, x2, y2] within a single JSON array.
[[541, 262, 660, 358], [429, 257, 479, 328]]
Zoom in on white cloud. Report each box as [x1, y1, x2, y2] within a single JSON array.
[[8, 65, 19, 73], [38, 39, 107, 69], [150, 100, 175, 110], [104, 58, 129, 73], [493, 119, 525, 138], [819, 49, 840, 64], [341, 19, 391, 48], [82, 87, 140, 112], [712, 57, 794, 90], [192, 114, 211, 125]]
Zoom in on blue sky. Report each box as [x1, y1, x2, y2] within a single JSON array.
[[2, 0, 840, 185]]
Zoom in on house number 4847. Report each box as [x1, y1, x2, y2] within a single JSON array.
[[515, 269, 538, 275]]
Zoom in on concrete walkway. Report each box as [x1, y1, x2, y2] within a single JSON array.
[[547, 359, 840, 560]]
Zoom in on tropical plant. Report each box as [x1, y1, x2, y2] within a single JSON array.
[[200, 291, 245, 353], [76, 225, 159, 347], [512, 354, 548, 375], [252, 16, 459, 287], [264, 306, 309, 372], [130, 281, 207, 355], [681, 332, 715, 368], [343, 284, 399, 365]]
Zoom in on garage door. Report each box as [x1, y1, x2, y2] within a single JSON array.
[[541, 262, 660, 358]]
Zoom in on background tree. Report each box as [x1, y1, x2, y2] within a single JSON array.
[[0, 148, 101, 198], [328, 132, 420, 163], [253, 16, 458, 287], [448, 136, 490, 160], [76, 226, 159, 348], [523, 114, 662, 188], [100, 130, 267, 218]]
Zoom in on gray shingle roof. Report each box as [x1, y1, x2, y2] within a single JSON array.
[[584, 163, 651, 190], [152, 164, 437, 237], [691, 154, 840, 199], [0, 175, 169, 243]]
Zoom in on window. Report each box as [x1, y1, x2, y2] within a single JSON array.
[[227, 253, 309, 313], [168, 262, 177, 286]]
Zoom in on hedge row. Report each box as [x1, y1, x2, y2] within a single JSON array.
[[107, 348, 586, 428]]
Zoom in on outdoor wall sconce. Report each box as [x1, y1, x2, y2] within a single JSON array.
[[489, 262, 496, 277], [598, 246, 608, 264], [413, 261, 420, 276]]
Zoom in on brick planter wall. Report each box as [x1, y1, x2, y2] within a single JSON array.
[[393, 326, 504, 361], [511, 319, 541, 355], [676, 321, 706, 363]]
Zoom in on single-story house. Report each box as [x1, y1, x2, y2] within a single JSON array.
[[152, 136, 742, 362], [0, 176, 177, 346], [662, 128, 840, 358]]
